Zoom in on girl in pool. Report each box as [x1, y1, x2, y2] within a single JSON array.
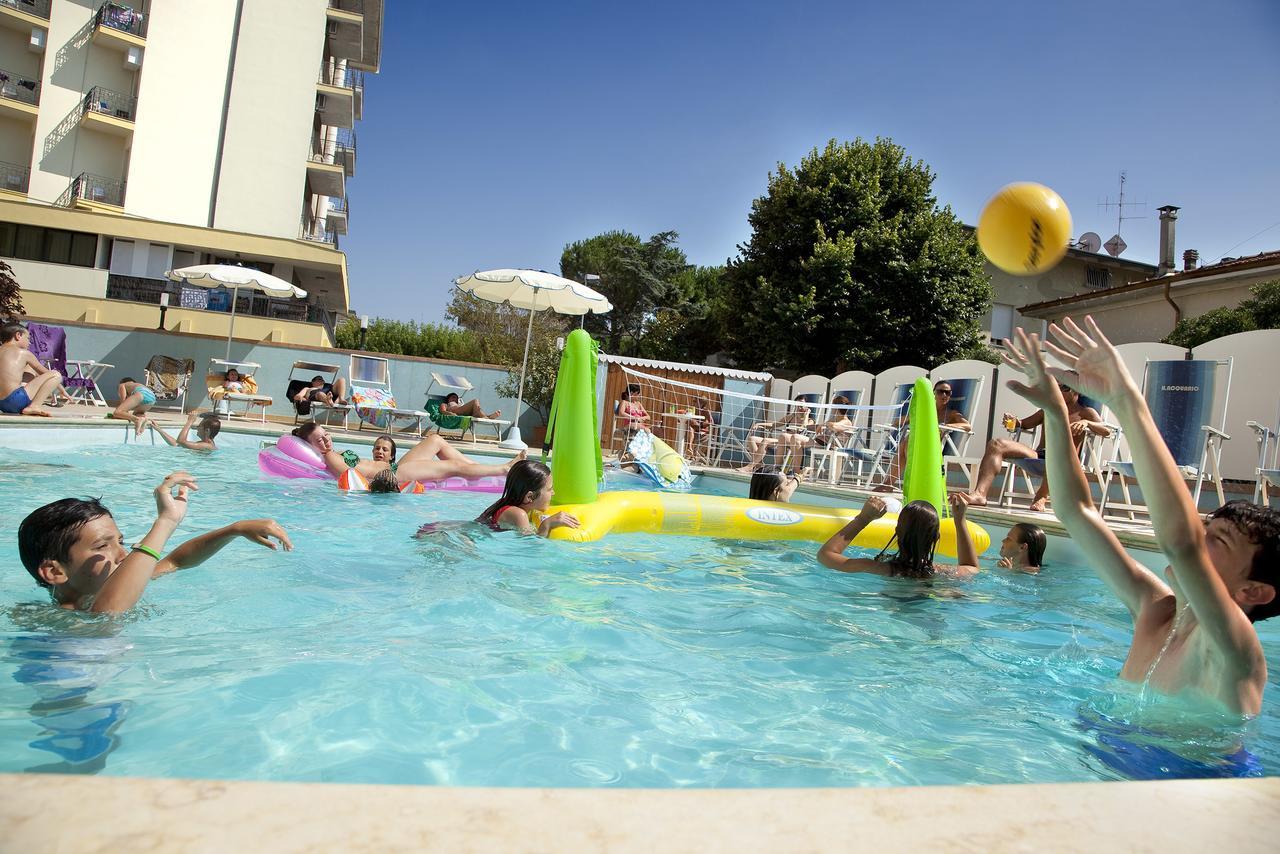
[[291, 422, 519, 485], [817, 493, 980, 579], [748, 468, 810, 503], [476, 460, 580, 536]]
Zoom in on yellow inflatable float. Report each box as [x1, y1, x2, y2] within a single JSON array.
[[534, 491, 988, 556]]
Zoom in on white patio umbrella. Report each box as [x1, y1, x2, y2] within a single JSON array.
[[454, 269, 612, 449], [165, 264, 308, 360]]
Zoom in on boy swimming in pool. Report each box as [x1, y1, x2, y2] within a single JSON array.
[[1002, 319, 1278, 716], [148, 409, 221, 452], [17, 471, 292, 614]]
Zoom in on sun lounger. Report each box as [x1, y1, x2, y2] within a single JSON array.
[[1248, 401, 1280, 508], [423, 371, 510, 441], [286, 360, 351, 428], [349, 354, 428, 435], [143, 355, 195, 412], [206, 359, 272, 423], [25, 323, 114, 407]]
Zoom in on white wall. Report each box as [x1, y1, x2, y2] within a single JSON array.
[[214, 0, 328, 239], [6, 257, 108, 297], [1194, 330, 1280, 483], [126, 0, 238, 226]]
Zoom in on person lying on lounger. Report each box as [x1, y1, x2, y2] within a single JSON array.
[[293, 374, 349, 411], [441, 392, 501, 420], [1002, 319, 1278, 716]]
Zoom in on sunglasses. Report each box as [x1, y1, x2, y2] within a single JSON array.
[[935, 389, 952, 396]]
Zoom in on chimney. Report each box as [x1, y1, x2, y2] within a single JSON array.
[[1157, 205, 1180, 276], [1183, 249, 1198, 271]]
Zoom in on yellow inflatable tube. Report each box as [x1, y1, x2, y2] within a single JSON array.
[[535, 491, 989, 557]]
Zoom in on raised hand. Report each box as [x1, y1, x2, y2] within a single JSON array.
[[233, 519, 293, 551], [154, 471, 197, 525], [858, 495, 888, 520], [948, 491, 970, 519], [1042, 316, 1140, 407], [1001, 328, 1060, 409]]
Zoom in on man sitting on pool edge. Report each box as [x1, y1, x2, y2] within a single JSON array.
[[18, 471, 292, 615], [1003, 319, 1279, 717]]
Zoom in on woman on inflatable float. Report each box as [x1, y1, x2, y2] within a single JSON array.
[[283, 422, 520, 487]]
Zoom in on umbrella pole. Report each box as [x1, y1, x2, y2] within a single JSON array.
[[225, 285, 239, 361], [500, 298, 537, 450]]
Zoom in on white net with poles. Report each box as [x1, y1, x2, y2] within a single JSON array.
[[609, 365, 910, 486]]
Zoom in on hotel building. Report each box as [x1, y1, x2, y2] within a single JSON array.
[[0, 0, 382, 347]]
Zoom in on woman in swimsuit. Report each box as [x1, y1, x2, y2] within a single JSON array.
[[291, 422, 520, 485]]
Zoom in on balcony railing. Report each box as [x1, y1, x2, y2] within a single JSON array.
[[0, 160, 30, 194], [317, 62, 364, 91], [328, 0, 364, 12], [84, 85, 137, 122], [106, 275, 336, 330], [300, 215, 336, 245], [56, 172, 126, 208], [0, 66, 40, 106], [1, 0, 51, 19], [334, 126, 356, 159], [95, 1, 147, 38], [309, 127, 356, 165], [329, 197, 348, 215]]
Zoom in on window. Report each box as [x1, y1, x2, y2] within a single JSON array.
[[0, 221, 99, 268], [989, 303, 1015, 341], [1086, 266, 1112, 290]]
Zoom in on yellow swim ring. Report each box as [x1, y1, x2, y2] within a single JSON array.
[[535, 491, 989, 558]]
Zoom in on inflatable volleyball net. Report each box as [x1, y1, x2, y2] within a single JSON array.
[[610, 365, 912, 486]]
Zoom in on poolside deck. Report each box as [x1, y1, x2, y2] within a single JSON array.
[[0, 401, 1193, 552]]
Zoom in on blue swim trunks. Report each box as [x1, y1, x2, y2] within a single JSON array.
[[136, 387, 157, 406], [0, 386, 32, 414]]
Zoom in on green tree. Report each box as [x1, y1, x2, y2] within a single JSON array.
[[445, 289, 568, 366], [494, 339, 559, 425], [0, 260, 23, 319], [560, 230, 689, 356], [717, 137, 992, 374], [639, 264, 730, 363], [1162, 279, 1279, 348], [334, 315, 485, 361]]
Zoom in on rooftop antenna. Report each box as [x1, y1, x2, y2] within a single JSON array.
[[1097, 170, 1146, 256]]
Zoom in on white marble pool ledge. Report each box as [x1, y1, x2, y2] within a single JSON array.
[[2, 774, 1277, 852]]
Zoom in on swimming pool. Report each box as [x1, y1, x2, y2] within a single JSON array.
[[1, 427, 1276, 786]]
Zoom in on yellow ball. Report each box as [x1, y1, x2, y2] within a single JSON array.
[[977, 182, 1072, 276]]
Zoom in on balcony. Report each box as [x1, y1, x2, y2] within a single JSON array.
[[0, 66, 39, 120], [81, 85, 136, 137], [299, 214, 336, 246], [107, 273, 336, 328], [315, 62, 363, 127], [0, 0, 50, 26], [333, 126, 356, 176], [306, 139, 345, 199], [0, 160, 29, 197], [325, 0, 364, 63], [56, 171, 126, 212], [327, 197, 348, 235], [92, 1, 146, 51]]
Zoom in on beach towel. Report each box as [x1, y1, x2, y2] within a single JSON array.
[[425, 398, 471, 432]]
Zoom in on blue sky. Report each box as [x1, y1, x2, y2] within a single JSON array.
[[344, 0, 1280, 322]]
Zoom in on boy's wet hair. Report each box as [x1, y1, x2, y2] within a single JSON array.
[[1, 321, 26, 343], [1211, 501, 1280, 622], [17, 498, 113, 589], [368, 468, 400, 493], [374, 434, 397, 461], [198, 413, 222, 439], [1012, 522, 1047, 567]]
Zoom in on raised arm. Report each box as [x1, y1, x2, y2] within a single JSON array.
[[946, 493, 980, 575], [1003, 328, 1166, 617], [91, 472, 195, 614], [817, 497, 892, 575], [1045, 317, 1259, 661], [149, 418, 180, 447], [155, 519, 291, 575]]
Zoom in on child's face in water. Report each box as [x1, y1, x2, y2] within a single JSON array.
[[527, 477, 555, 512], [306, 426, 333, 453], [372, 439, 394, 462], [999, 530, 1024, 561], [40, 515, 128, 599]]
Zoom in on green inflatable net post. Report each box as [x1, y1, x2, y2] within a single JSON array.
[[901, 376, 948, 517], [545, 328, 602, 505]]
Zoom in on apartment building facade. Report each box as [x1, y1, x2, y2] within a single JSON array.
[[0, 0, 381, 346]]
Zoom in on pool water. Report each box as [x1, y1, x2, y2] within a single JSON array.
[[1, 431, 1277, 787]]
